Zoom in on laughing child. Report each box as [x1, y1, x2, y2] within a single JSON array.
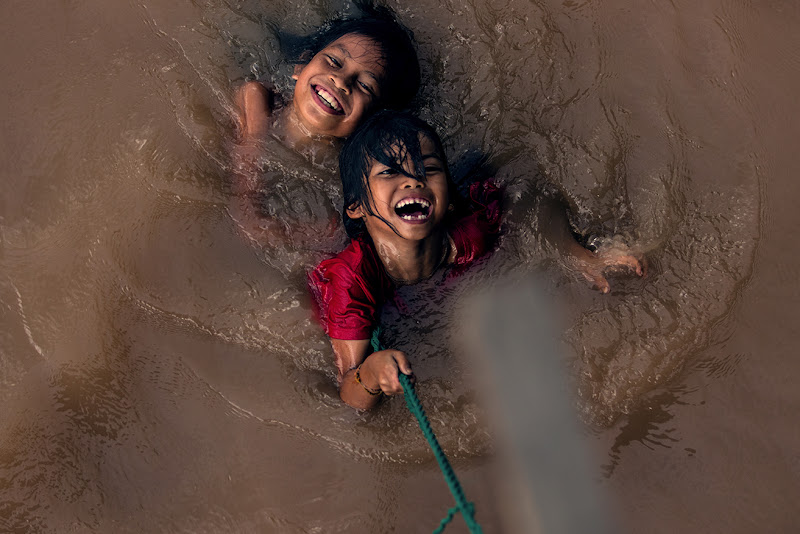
[[308, 110, 645, 409], [230, 5, 420, 244], [235, 5, 419, 155], [308, 111, 497, 409]]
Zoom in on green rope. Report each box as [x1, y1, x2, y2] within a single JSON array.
[[371, 331, 483, 534]]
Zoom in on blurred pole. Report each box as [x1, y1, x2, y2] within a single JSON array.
[[461, 279, 616, 534]]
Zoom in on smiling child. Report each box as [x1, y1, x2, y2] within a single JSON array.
[[308, 110, 646, 409], [236, 7, 419, 154], [308, 111, 503, 409], [229, 6, 420, 246]]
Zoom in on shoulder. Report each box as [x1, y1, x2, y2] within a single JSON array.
[[236, 81, 276, 139], [309, 237, 390, 304], [313, 238, 376, 279], [308, 237, 394, 340], [239, 81, 275, 108]]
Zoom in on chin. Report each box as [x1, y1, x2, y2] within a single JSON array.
[[399, 227, 436, 241]]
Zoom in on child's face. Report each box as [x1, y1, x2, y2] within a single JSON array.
[[292, 34, 387, 139], [349, 135, 450, 242]]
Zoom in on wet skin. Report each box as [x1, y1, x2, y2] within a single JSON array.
[[230, 34, 391, 243], [349, 135, 450, 248], [291, 34, 387, 138], [335, 135, 451, 409]]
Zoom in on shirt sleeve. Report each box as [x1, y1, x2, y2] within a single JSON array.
[[308, 241, 389, 340], [450, 179, 503, 267]]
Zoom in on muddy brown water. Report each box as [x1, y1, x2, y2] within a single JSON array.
[[2, 1, 799, 532]]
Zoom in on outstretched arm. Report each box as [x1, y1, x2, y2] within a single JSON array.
[[538, 197, 646, 293], [330, 338, 415, 410]]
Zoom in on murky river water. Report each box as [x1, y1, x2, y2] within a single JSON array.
[[2, 0, 799, 532]]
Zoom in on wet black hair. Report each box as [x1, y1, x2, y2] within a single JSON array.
[[287, 2, 420, 110], [339, 110, 457, 238]]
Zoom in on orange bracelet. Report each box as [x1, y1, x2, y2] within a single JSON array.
[[355, 364, 382, 396]]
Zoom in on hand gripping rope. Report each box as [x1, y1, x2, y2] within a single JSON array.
[[370, 330, 483, 534]]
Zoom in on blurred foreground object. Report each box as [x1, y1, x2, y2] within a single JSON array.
[[462, 279, 617, 534]]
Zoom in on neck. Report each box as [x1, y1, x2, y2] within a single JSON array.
[[372, 229, 450, 285], [271, 104, 341, 164]]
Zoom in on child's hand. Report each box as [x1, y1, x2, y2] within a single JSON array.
[[360, 349, 415, 396], [570, 238, 647, 294]]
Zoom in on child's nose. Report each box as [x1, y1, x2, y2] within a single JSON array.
[[402, 175, 425, 188], [330, 73, 352, 95]]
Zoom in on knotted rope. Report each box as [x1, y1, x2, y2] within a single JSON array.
[[371, 331, 483, 534]]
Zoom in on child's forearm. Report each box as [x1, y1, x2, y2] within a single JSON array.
[[331, 338, 381, 410], [340, 366, 384, 410], [537, 196, 592, 259], [537, 196, 645, 292], [330, 339, 413, 410]]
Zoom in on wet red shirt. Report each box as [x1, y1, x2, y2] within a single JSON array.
[[308, 180, 502, 340]]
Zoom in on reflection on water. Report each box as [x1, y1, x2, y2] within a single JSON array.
[[0, 0, 781, 531]]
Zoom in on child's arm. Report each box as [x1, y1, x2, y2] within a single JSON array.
[[330, 338, 414, 410], [228, 81, 285, 243], [235, 81, 273, 141], [538, 196, 645, 293]]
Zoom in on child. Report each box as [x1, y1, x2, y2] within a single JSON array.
[[308, 111, 501, 410], [308, 110, 645, 410], [235, 5, 419, 155], [229, 5, 420, 245]]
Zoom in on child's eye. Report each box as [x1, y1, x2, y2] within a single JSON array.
[[374, 166, 402, 177], [358, 80, 375, 95], [425, 165, 443, 174], [326, 55, 341, 68]]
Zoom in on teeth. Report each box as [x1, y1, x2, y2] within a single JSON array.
[[395, 198, 431, 209], [395, 198, 432, 221], [399, 213, 429, 220], [315, 86, 341, 111]]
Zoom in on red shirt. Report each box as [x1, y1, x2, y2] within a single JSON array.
[[308, 180, 502, 340]]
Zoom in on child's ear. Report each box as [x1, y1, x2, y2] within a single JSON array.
[[346, 202, 365, 220], [291, 51, 314, 80]]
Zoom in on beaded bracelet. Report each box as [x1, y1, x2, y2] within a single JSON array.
[[355, 364, 382, 396]]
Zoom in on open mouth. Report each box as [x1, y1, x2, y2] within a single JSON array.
[[394, 197, 432, 222], [312, 85, 344, 115]]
